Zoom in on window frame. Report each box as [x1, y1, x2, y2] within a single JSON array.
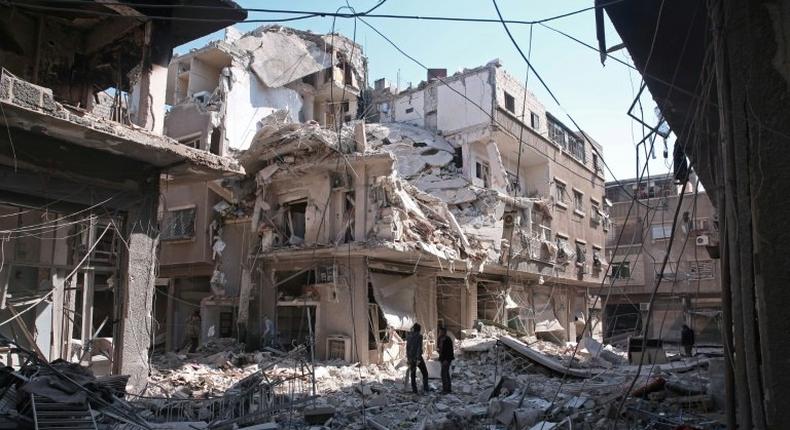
[[504, 91, 516, 113], [161, 206, 197, 241], [610, 261, 631, 279]]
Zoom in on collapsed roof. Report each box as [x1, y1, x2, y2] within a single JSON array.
[[239, 111, 555, 271]]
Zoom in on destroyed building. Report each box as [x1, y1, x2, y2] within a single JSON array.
[[0, 0, 246, 392], [157, 25, 367, 352], [158, 37, 611, 366], [603, 174, 722, 345]]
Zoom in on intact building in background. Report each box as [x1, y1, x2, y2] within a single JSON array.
[[603, 173, 722, 345]]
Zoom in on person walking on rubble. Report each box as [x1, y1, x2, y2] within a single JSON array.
[[262, 314, 275, 348], [681, 324, 695, 357], [406, 323, 430, 394], [183, 310, 201, 353], [437, 326, 454, 394]]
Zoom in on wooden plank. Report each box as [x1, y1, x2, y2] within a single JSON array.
[[499, 335, 601, 378], [7, 305, 46, 360]]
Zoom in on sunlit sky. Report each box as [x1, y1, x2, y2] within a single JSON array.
[[175, 0, 676, 182]]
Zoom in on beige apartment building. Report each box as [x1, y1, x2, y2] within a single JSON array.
[[603, 174, 722, 345], [157, 27, 609, 363]]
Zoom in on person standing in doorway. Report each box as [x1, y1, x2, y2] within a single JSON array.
[[262, 314, 275, 348], [406, 323, 429, 394], [437, 326, 454, 393], [681, 324, 695, 357], [184, 310, 201, 353]]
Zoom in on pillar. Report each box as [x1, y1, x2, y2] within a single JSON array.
[[114, 178, 159, 393], [131, 22, 173, 135], [165, 278, 175, 352]]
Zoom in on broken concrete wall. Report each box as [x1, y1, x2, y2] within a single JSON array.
[[436, 67, 494, 134], [391, 90, 425, 126], [225, 67, 303, 151], [163, 103, 216, 149], [494, 67, 548, 136], [256, 257, 368, 362]]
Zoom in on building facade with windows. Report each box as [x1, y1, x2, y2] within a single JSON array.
[[158, 49, 609, 363], [603, 175, 722, 345]]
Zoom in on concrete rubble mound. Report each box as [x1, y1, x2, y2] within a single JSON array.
[[235, 113, 557, 271], [65, 323, 726, 430]]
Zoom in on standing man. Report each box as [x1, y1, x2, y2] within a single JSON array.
[[184, 310, 201, 353], [262, 314, 275, 348], [681, 324, 695, 357], [437, 326, 454, 393], [406, 323, 429, 394]]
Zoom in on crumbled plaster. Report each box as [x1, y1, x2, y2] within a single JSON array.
[[235, 111, 555, 272]]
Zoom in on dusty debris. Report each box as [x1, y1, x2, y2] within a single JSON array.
[[123, 324, 725, 429]]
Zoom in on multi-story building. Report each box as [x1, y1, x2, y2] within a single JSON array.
[[603, 174, 722, 345], [158, 34, 610, 363], [0, 0, 245, 391], [157, 25, 367, 351]]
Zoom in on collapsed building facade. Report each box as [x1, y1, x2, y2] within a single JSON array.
[[158, 27, 611, 365], [0, 1, 246, 391], [603, 174, 722, 345], [157, 25, 367, 353]]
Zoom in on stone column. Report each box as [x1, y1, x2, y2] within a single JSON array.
[[114, 178, 159, 393], [132, 22, 173, 135]]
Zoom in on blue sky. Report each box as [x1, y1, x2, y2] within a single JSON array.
[[175, 0, 674, 181]]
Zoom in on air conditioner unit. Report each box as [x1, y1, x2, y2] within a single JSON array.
[[696, 235, 710, 246], [639, 302, 651, 312], [326, 335, 351, 362]]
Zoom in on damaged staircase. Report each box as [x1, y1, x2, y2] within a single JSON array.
[[30, 395, 97, 430]]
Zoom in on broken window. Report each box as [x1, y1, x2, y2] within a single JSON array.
[[530, 111, 540, 129], [591, 201, 602, 225], [593, 153, 600, 173], [610, 262, 631, 279], [568, 135, 586, 163], [209, 127, 221, 155], [654, 262, 678, 281], [507, 171, 521, 195], [161, 207, 196, 241], [342, 61, 353, 86], [219, 311, 234, 338], [504, 91, 516, 113], [548, 119, 567, 148], [284, 200, 307, 242], [475, 161, 490, 188], [651, 224, 673, 240], [453, 147, 463, 168], [179, 135, 201, 149], [573, 190, 584, 212], [688, 260, 715, 280], [555, 181, 568, 204]]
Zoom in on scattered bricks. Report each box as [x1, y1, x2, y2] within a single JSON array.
[[12, 79, 42, 110]]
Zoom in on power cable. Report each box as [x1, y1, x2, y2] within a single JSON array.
[[12, 0, 628, 26]]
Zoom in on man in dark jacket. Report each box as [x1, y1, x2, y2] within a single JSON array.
[[406, 323, 429, 394], [681, 324, 695, 357], [437, 326, 454, 393]]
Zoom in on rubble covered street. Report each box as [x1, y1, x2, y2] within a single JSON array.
[[0, 0, 785, 428], [19, 323, 715, 430]]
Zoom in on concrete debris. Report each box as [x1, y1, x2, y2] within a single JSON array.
[[112, 323, 726, 429]]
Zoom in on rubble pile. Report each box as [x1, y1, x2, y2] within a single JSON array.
[[133, 325, 724, 429]]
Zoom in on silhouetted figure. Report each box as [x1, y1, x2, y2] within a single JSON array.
[[681, 324, 695, 357], [437, 326, 454, 393], [406, 323, 429, 394]]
